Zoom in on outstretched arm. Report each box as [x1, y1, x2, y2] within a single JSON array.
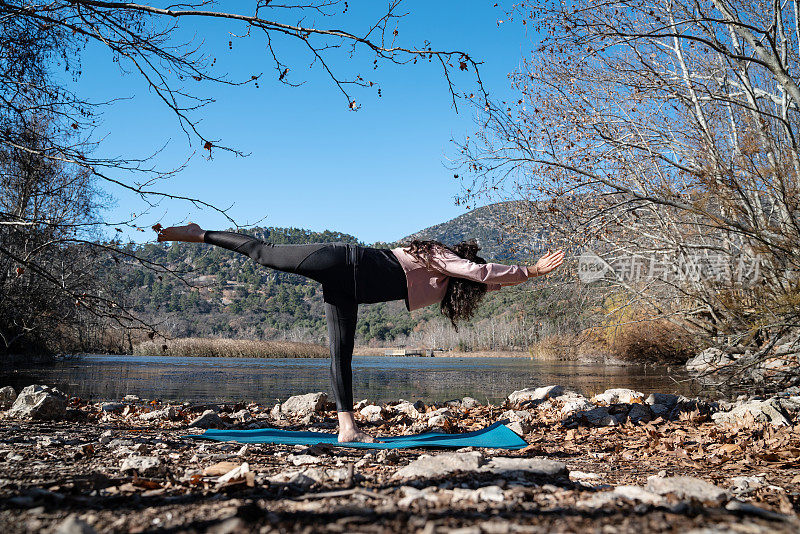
[[487, 249, 566, 291], [530, 250, 565, 276]]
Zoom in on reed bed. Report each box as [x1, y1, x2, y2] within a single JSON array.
[[133, 337, 328, 359]]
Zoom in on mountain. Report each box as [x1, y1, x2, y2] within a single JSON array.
[[400, 201, 552, 261]]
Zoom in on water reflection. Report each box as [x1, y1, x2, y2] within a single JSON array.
[[0, 354, 701, 405]]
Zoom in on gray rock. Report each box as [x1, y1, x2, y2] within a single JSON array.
[[580, 485, 665, 507], [561, 398, 594, 415], [613, 485, 664, 504], [592, 388, 644, 404], [359, 405, 384, 423], [394, 401, 422, 419], [427, 414, 451, 427], [100, 402, 125, 412], [189, 409, 225, 429], [376, 449, 401, 465], [505, 421, 526, 436], [481, 457, 568, 477], [123, 395, 140, 402], [686, 347, 733, 374], [779, 396, 800, 413], [426, 407, 452, 419], [0, 386, 16, 409], [230, 409, 251, 422], [281, 392, 328, 415], [7, 385, 66, 420], [397, 486, 438, 507], [649, 403, 670, 418], [584, 407, 612, 425], [499, 409, 533, 433], [500, 409, 534, 422], [119, 455, 162, 476], [461, 396, 480, 409], [645, 476, 728, 504], [139, 406, 178, 421], [730, 476, 765, 495], [508, 385, 564, 404], [724, 499, 789, 521], [55, 515, 97, 534], [268, 469, 317, 488], [471, 485, 505, 503], [392, 451, 483, 480], [711, 398, 791, 427], [627, 403, 653, 424], [646, 393, 679, 408]]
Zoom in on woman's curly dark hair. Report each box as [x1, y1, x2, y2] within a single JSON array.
[[404, 239, 488, 330]]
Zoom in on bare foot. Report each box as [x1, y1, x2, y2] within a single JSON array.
[[337, 429, 377, 443]]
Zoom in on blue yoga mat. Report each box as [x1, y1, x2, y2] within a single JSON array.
[[186, 421, 528, 450]]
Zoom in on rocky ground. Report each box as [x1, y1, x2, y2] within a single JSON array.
[[1, 384, 800, 533]]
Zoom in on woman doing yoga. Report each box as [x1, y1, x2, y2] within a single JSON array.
[[155, 223, 565, 442]]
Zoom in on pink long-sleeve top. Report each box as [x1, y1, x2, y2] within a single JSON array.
[[390, 245, 530, 311]]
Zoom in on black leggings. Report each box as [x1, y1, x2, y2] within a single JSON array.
[[203, 231, 408, 411]]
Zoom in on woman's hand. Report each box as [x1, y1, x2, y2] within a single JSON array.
[[153, 223, 206, 243], [529, 249, 565, 277]]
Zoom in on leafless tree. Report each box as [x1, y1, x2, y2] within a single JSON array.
[[0, 1, 485, 353], [456, 0, 800, 388]]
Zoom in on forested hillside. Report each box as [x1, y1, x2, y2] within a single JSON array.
[[402, 202, 552, 261], [107, 204, 582, 351]]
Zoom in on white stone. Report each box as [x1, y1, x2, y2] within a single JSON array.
[[7, 385, 66, 420], [645, 476, 728, 504], [711, 398, 791, 427], [281, 392, 328, 415], [230, 409, 251, 422], [427, 414, 450, 427], [561, 398, 593, 415], [216, 462, 250, 485], [120, 455, 162, 476], [508, 385, 564, 404], [461, 397, 480, 409], [392, 451, 483, 480], [359, 405, 384, 422], [570, 471, 601, 480], [730, 476, 765, 495], [289, 454, 323, 466], [189, 409, 224, 429], [481, 457, 568, 477], [394, 401, 422, 419], [686, 347, 733, 374], [473, 485, 505, 503], [591, 388, 645, 405], [139, 406, 178, 421]]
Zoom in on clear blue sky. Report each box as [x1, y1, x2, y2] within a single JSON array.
[[71, 2, 535, 244]]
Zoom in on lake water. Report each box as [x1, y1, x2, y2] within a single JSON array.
[[0, 354, 702, 405]]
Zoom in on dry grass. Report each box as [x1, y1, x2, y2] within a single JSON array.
[[526, 331, 614, 362], [607, 319, 700, 364], [133, 337, 328, 359]]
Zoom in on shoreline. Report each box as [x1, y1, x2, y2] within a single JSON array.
[[352, 347, 533, 358], [1, 384, 798, 532]]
